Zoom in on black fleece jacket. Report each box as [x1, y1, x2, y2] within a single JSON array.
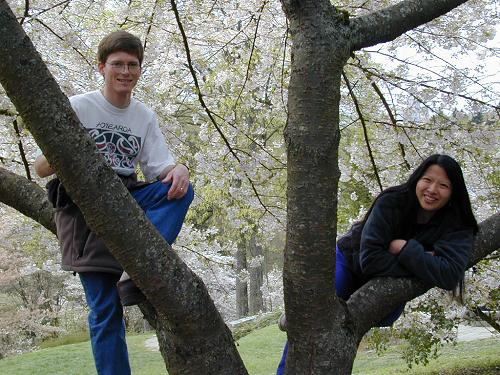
[[337, 190, 474, 290]]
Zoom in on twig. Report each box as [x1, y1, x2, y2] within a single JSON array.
[[343, 71, 383, 192]]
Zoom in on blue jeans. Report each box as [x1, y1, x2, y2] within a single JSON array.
[[335, 246, 405, 326], [80, 272, 129, 375], [276, 246, 405, 375], [80, 181, 194, 375]]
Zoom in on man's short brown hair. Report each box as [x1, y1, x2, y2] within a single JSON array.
[[97, 30, 144, 64]]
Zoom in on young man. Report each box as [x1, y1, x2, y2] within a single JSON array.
[[35, 30, 193, 375]]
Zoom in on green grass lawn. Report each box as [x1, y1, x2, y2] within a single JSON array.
[[0, 325, 498, 375]]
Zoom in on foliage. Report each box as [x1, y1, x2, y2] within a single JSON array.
[[0, 208, 86, 357], [39, 330, 89, 349], [0, 0, 498, 370]]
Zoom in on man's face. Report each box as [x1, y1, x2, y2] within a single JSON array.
[[98, 51, 141, 96]]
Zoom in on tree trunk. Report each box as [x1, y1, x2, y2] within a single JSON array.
[[0, 3, 247, 374], [279, 0, 475, 373], [280, 0, 353, 372], [249, 235, 265, 315], [236, 242, 249, 318]]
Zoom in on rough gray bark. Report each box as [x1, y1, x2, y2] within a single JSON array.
[[280, 1, 352, 373], [350, 0, 469, 50], [248, 235, 265, 314], [0, 2, 246, 374], [236, 242, 249, 318], [0, 166, 55, 234]]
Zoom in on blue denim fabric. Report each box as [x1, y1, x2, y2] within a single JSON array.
[[276, 246, 405, 374], [80, 181, 194, 375], [80, 272, 130, 375], [130, 181, 194, 245], [335, 246, 405, 326], [276, 341, 288, 375]]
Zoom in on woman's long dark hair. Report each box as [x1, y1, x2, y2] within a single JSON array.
[[362, 154, 478, 234]]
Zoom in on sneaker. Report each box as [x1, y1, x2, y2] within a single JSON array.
[[278, 313, 287, 332], [116, 278, 146, 306]]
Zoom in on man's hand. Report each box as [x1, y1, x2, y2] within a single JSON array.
[[389, 239, 407, 255], [161, 164, 190, 200]]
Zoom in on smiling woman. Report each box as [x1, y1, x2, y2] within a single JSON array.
[[415, 164, 452, 213], [276, 154, 479, 374]]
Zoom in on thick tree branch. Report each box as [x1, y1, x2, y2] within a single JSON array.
[[348, 212, 500, 337], [470, 212, 500, 265], [0, 167, 55, 234], [350, 0, 468, 51]]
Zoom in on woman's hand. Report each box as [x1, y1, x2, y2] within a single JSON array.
[[389, 239, 407, 255]]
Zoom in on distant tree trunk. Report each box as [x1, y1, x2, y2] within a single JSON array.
[[249, 235, 265, 314], [235, 242, 249, 318]]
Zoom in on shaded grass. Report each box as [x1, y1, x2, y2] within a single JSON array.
[[0, 334, 165, 375], [0, 325, 498, 375], [40, 330, 90, 349], [352, 335, 500, 375]]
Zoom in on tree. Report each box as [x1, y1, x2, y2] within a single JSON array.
[[279, 0, 498, 372], [0, 1, 498, 375]]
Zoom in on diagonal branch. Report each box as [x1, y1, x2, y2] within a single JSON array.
[[143, 0, 160, 53], [169, 0, 281, 222], [469, 306, 500, 334], [368, 79, 418, 166], [350, 0, 468, 51], [12, 118, 32, 180], [33, 18, 93, 67], [234, 0, 268, 108], [343, 71, 383, 191], [0, 3, 247, 373], [353, 57, 499, 111]]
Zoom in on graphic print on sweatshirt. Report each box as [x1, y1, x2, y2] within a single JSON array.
[[88, 122, 141, 170]]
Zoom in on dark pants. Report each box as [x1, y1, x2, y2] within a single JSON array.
[[80, 181, 194, 375], [276, 246, 406, 375]]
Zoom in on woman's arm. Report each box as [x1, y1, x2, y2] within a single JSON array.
[[359, 193, 412, 277], [396, 229, 474, 290]]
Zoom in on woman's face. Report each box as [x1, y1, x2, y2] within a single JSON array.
[[415, 164, 452, 213]]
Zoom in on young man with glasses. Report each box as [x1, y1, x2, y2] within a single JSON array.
[[35, 30, 193, 375]]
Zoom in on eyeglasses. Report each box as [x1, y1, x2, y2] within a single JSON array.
[[106, 61, 141, 73]]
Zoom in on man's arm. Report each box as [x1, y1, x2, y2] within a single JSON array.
[[34, 155, 55, 178], [158, 164, 190, 200]]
